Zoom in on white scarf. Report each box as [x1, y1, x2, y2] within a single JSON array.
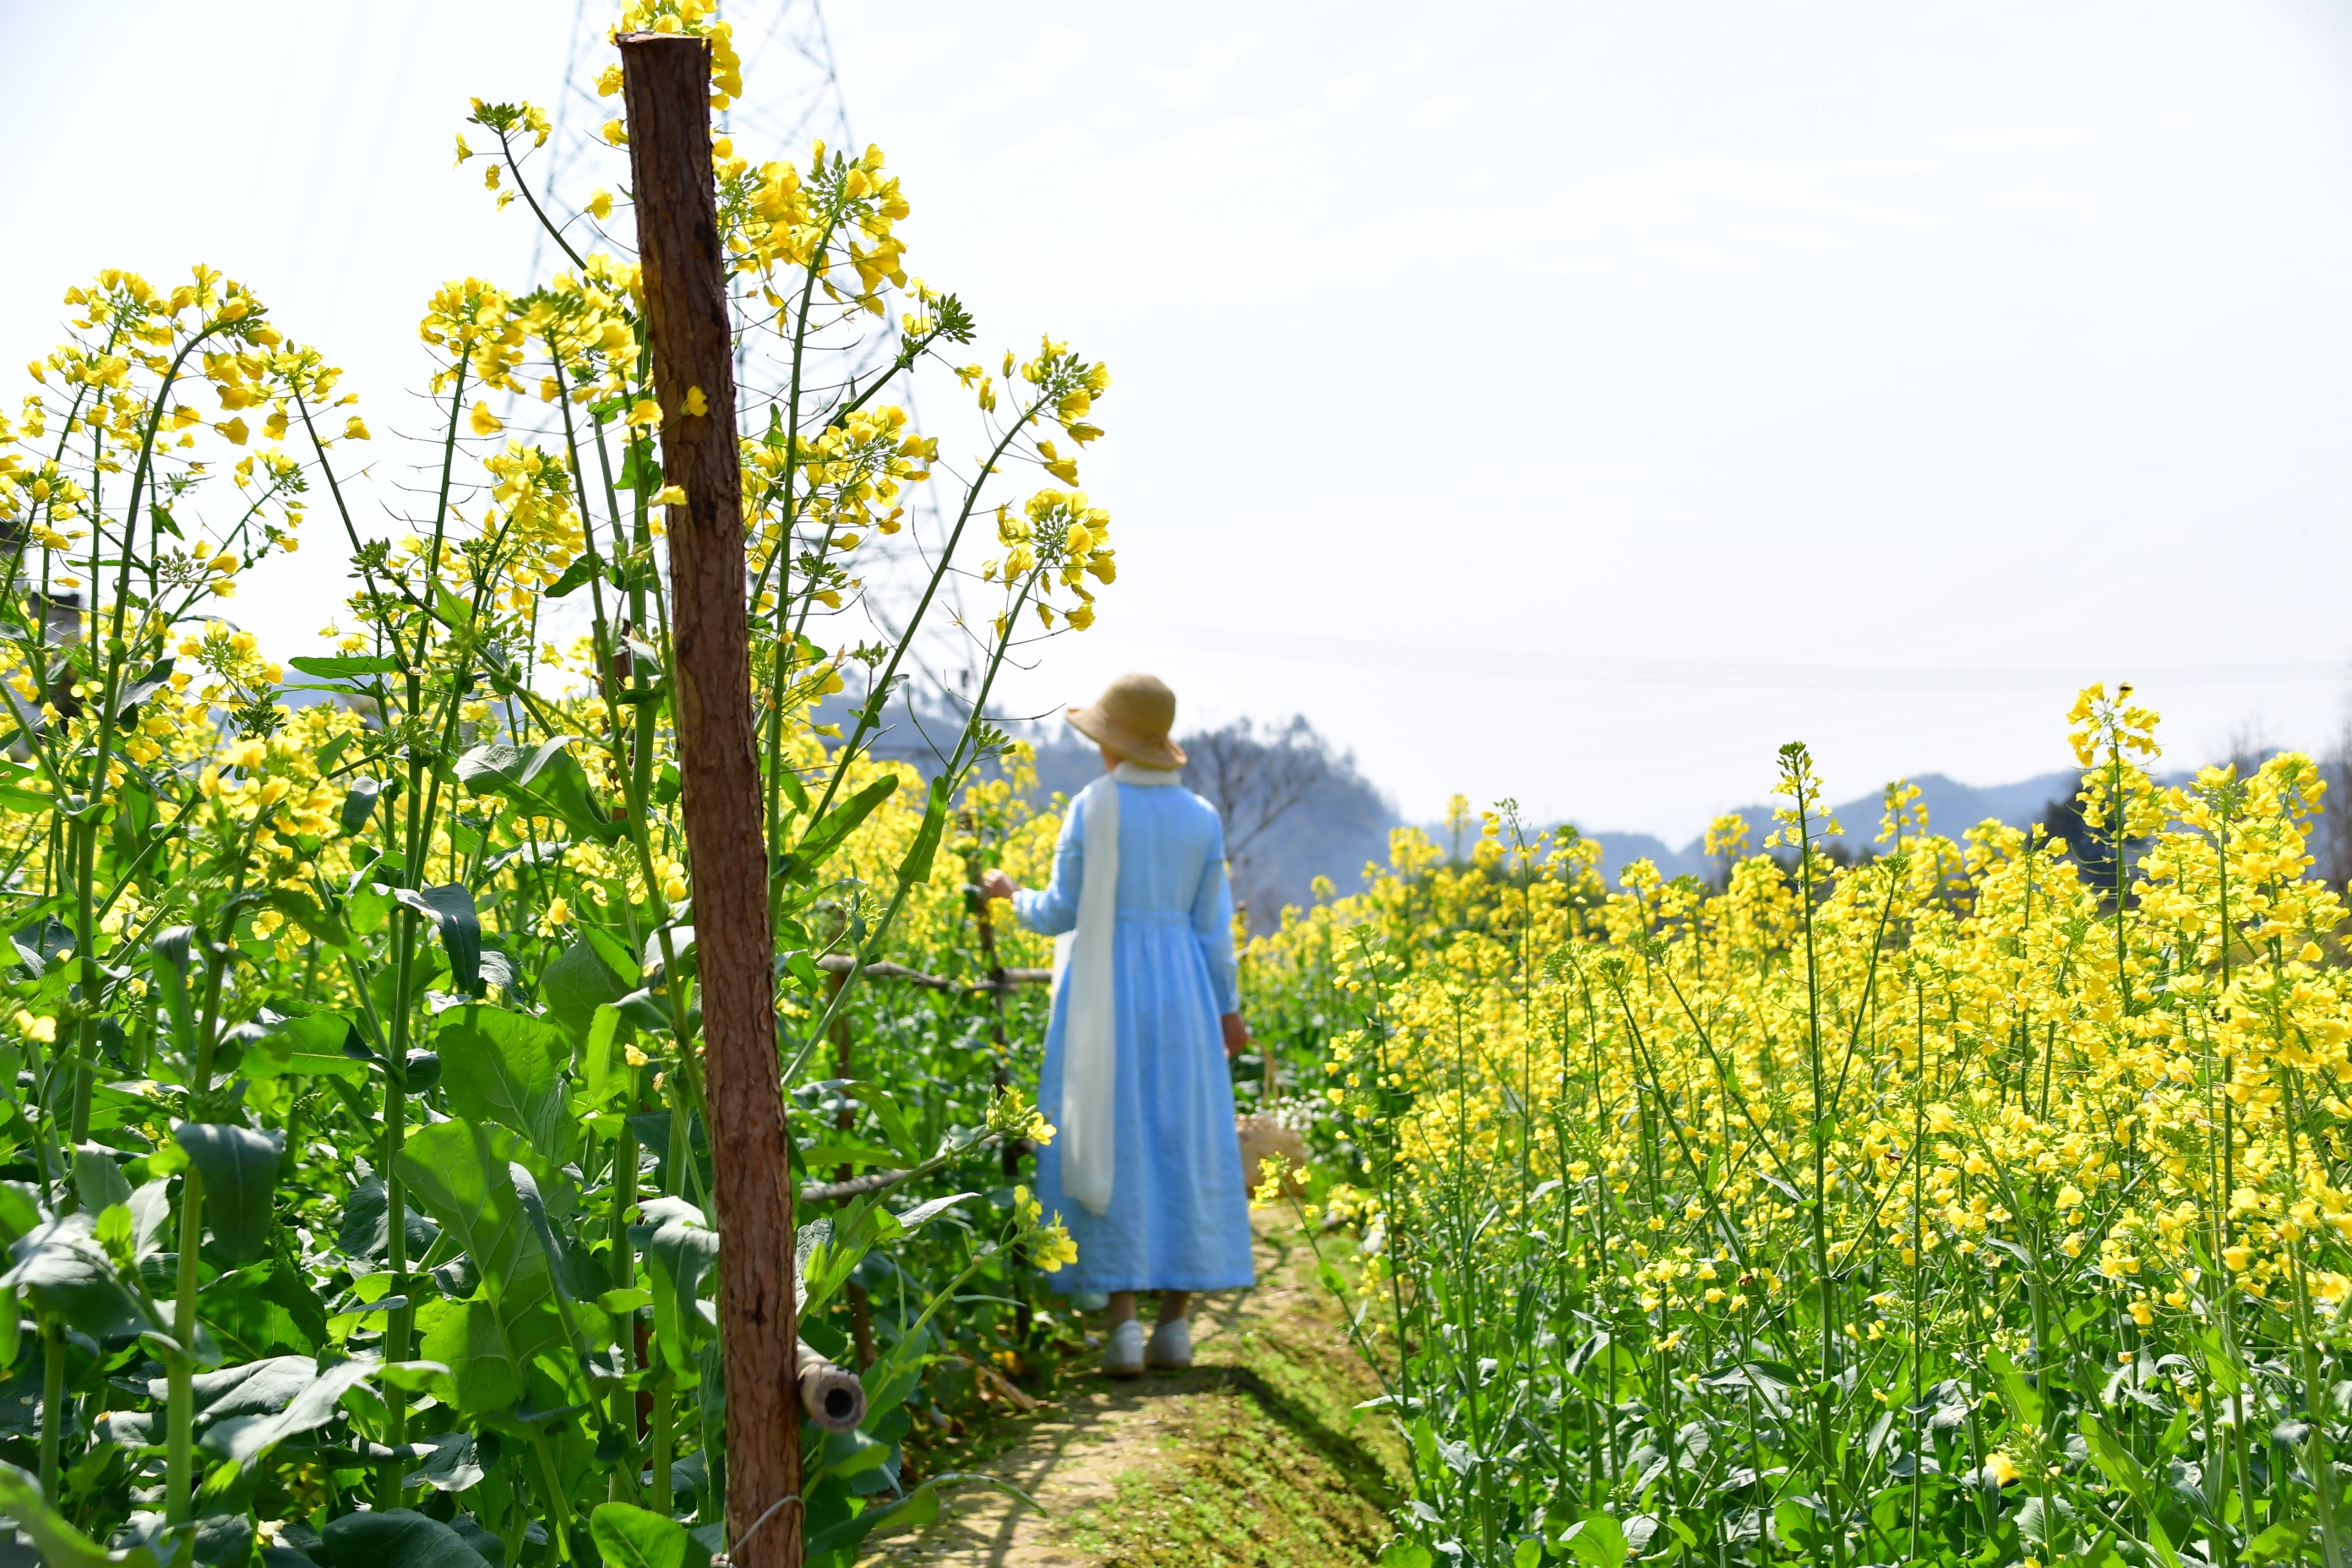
[[1054, 760, 1183, 1215]]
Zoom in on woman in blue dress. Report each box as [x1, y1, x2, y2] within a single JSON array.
[[980, 673, 1255, 1375]]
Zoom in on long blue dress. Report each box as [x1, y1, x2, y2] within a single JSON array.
[[1014, 781, 1255, 1294]]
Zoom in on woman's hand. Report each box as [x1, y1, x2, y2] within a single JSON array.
[[979, 868, 1021, 902], [1221, 1012, 1250, 1060]]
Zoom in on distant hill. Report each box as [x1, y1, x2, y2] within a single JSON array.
[[1582, 769, 2081, 886], [806, 675, 2221, 912], [1024, 718, 1396, 930], [810, 680, 1397, 930]]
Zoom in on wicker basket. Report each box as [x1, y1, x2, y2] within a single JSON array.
[[1236, 1113, 1309, 1197], [1236, 1037, 1308, 1197]]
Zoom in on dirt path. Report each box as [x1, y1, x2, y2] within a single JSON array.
[[859, 1212, 1407, 1568]]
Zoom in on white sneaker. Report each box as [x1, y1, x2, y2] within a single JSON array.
[[1145, 1315, 1192, 1370], [1102, 1319, 1146, 1377]]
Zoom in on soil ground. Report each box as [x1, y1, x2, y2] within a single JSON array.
[[858, 1211, 1408, 1568]]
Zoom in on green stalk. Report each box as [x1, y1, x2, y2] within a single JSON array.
[[36, 1313, 61, 1505], [373, 358, 472, 1505], [1786, 758, 1839, 1568], [164, 1167, 204, 1523], [608, 1065, 640, 1503], [650, 1368, 677, 1516], [374, 904, 417, 1510], [531, 1429, 575, 1563], [165, 879, 237, 1527]]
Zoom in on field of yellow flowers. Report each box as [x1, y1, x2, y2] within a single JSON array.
[[0, 2, 1124, 1563], [1244, 689, 2352, 1568], [5, 0, 2344, 1562]]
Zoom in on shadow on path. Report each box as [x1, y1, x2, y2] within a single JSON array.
[[858, 1213, 1403, 1567]]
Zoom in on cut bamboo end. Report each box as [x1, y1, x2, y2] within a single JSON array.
[[796, 1339, 867, 1433]]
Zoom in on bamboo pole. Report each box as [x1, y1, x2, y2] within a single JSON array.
[[618, 33, 799, 1568]]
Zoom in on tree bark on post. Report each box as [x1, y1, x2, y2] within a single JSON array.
[[619, 33, 800, 1568]]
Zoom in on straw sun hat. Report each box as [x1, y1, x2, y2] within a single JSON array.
[[1067, 672, 1188, 770]]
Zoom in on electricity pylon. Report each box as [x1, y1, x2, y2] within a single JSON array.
[[541, 0, 974, 718]]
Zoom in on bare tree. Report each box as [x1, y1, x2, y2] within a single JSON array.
[[2317, 705, 2352, 896], [2221, 715, 2274, 782], [1180, 716, 1336, 920]]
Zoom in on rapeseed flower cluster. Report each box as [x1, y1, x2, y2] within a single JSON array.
[[1247, 692, 2352, 1568]]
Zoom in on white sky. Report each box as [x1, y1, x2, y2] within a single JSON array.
[[6, 0, 2352, 840]]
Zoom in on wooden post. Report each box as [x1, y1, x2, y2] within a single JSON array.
[[619, 34, 799, 1568]]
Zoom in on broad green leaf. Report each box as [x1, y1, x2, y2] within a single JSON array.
[[321, 1507, 493, 1567], [1986, 1347, 2045, 1431], [1768, 1502, 1820, 1558], [126, 1179, 172, 1260], [0, 1457, 163, 1565], [783, 773, 899, 879], [404, 1430, 486, 1493], [1, 1212, 157, 1340], [615, 988, 672, 1033], [417, 1295, 569, 1422], [806, 1478, 958, 1559], [2246, 1521, 2314, 1564], [584, 1005, 624, 1109], [340, 775, 391, 836], [641, 924, 694, 984], [109, 657, 175, 717], [400, 1122, 572, 1423], [509, 1158, 607, 1309], [896, 774, 952, 886], [12, 915, 72, 977], [250, 1012, 371, 1082], [640, 1195, 718, 1377], [795, 1195, 895, 1318], [798, 1138, 905, 1170], [2014, 1494, 2073, 1549], [543, 551, 607, 600], [198, 1355, 381, 1464], [629, 1111, 705, 1195], [1568, 1511, 1628, 1568], [287, 653, 401, 678], [0, 762, 54, 815], [336, 1173, 440, 1260], [347, 878, 394, 935], [542, 939, 628, 1043], [583, 924, 642, 986], [2147, 1514, 2187, 1568], [175, 1122, 284, 1266], [396, 883, 484, 995], [395, 1120, 547, 1303], [2198, 1326, 2245, 1395], [204, 1260, 331, 1357], [589, 1502, 709, 1568], [260, 887, 351, 948], [814, 1424, 891, 1485], [435, 1005, 574, 1162], [890, 1192, 977, 1233], [155, 1353, 318, 1424], [72, 1146, 131, 1216], [455, 733, 622, 844], [2079, 1411, 2150, 1504], [841, 1082, 921, 1164], [777, 759, 810, 813], [0, 1181, 42, 1248]]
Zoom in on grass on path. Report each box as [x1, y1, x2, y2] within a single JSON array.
[[858, 1212, 1404, 1567]]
